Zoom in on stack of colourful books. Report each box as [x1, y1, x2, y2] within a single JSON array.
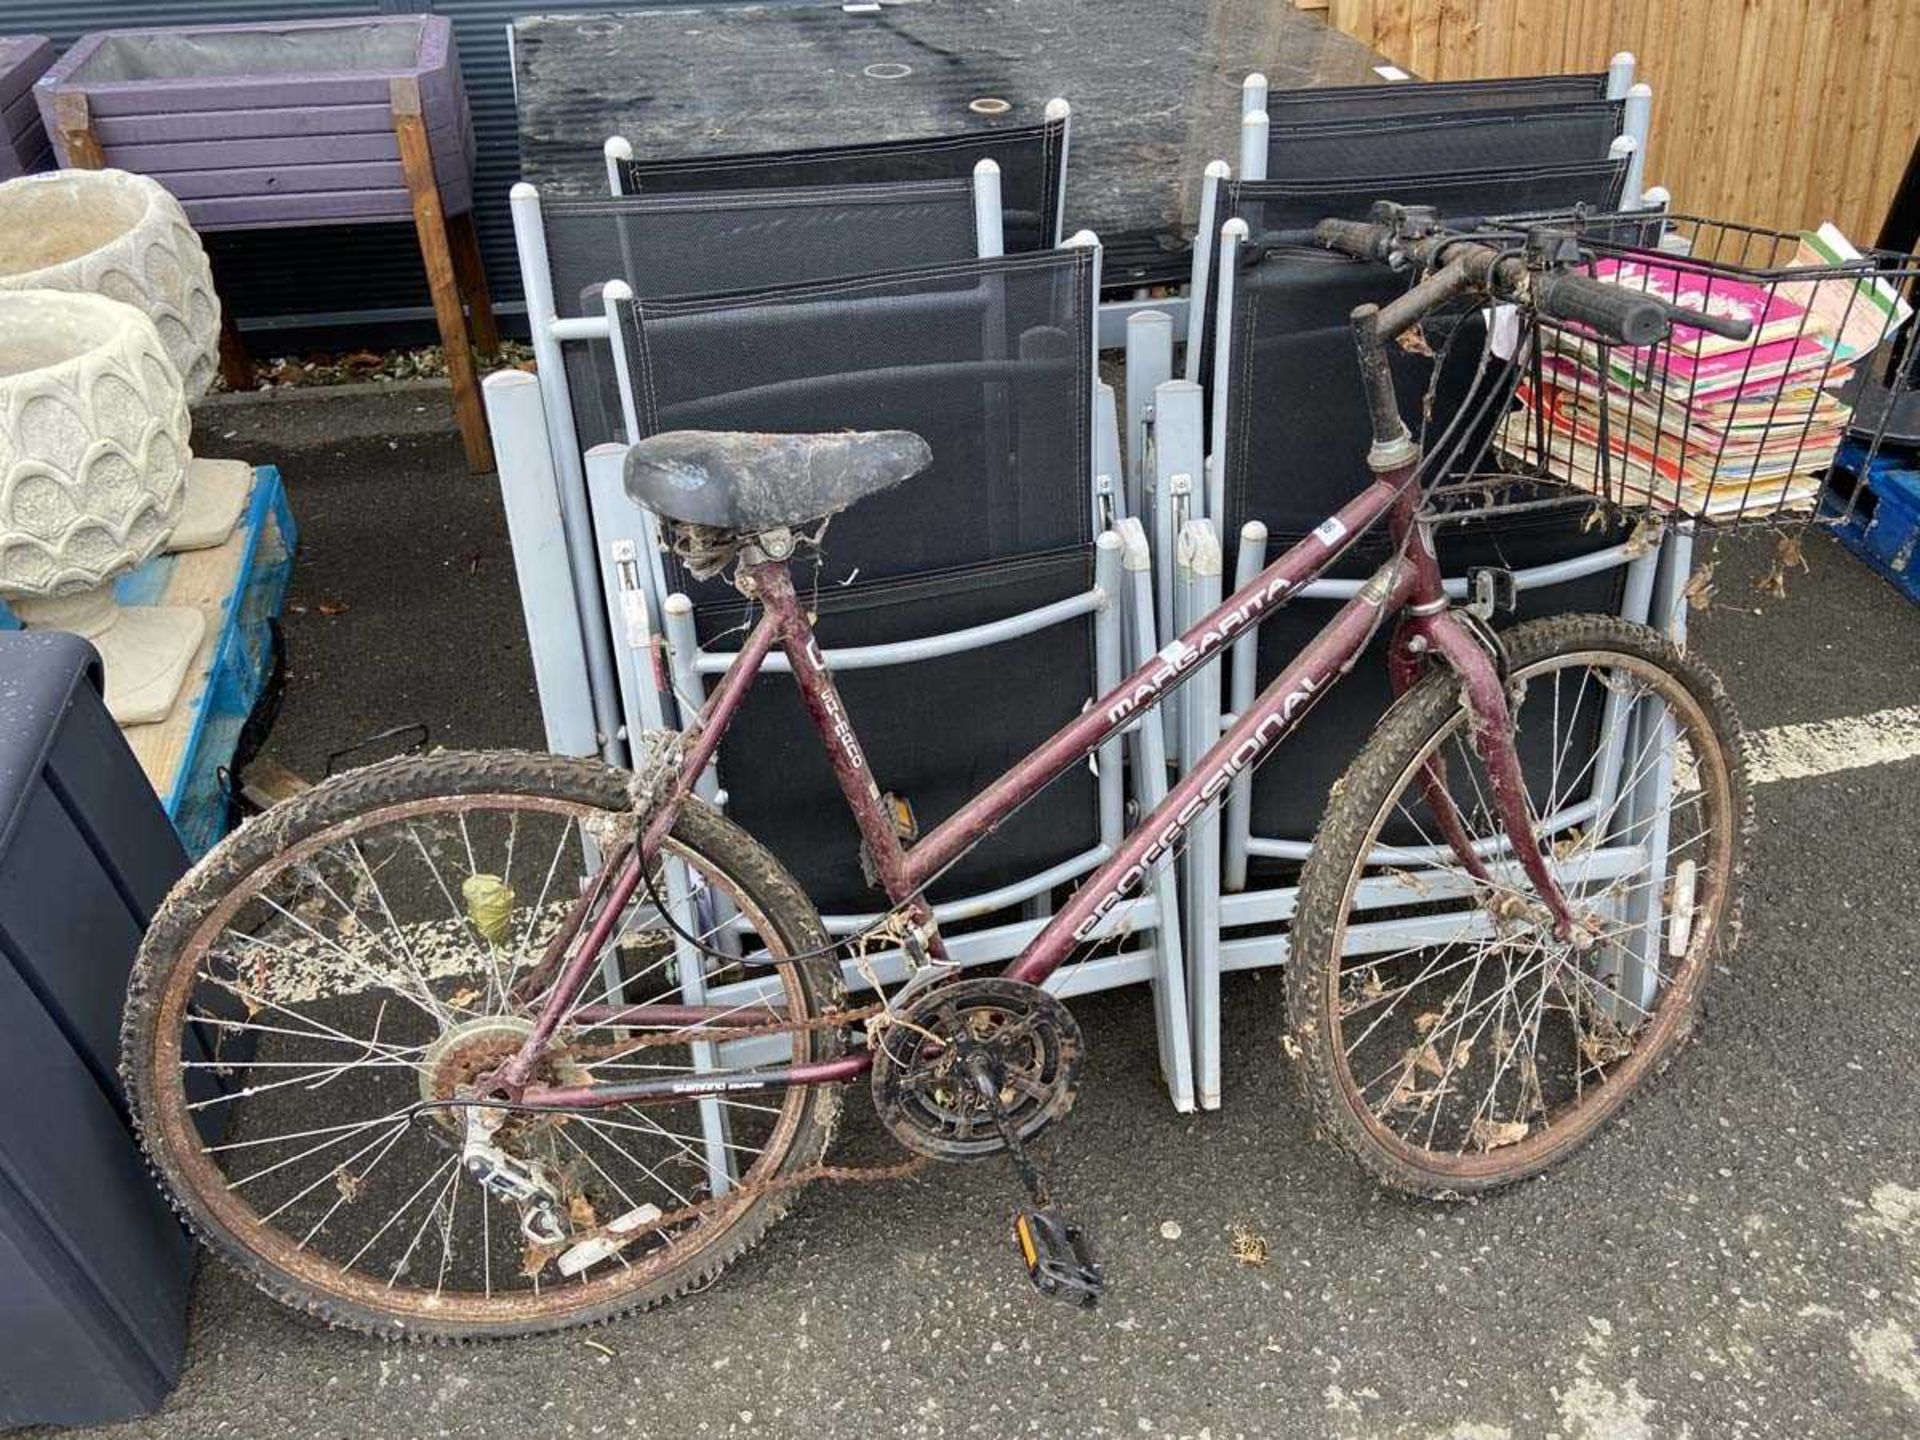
[[1497, 227, 1907, 519]]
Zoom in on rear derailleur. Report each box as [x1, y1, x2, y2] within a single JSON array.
[[868, 975, 1105, 1308]]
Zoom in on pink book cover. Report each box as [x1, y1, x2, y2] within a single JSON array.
[[1593, 257, 1821, 356], [1645, 333, 1830, 399]]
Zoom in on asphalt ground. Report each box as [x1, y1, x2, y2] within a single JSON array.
[[43, 384, 1920, 1440]]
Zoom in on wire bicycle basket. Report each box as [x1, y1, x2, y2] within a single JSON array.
[[1442, 211, 1920, 532]]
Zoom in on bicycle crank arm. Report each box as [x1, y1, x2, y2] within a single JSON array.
[[519, 1053, 873, 1111]]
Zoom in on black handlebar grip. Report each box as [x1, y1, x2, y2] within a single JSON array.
[[1315, 218, 1389, 261], [1534, 272, 1673, 346]]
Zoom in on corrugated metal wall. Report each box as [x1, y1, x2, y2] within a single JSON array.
[[0, 0, 672, 343]]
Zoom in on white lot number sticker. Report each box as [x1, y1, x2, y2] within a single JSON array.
[[1314, 516, 1348, 547]]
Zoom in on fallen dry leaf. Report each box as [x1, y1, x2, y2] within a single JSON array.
[[1682, 562, 1716, 612], [569, 1194, 601, 1231], [446, 986, 482, 1011], [1396, 324, 1436, 358], [1229, 1225, 1270, 1267], [317, 599, 351, 617], [1756, 532, 1809, 599], [1470, 1118, 1530, 1150], [333, 1167, 364, 1203]]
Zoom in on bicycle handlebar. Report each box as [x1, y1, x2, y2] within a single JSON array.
[[1313, 217, 1754, 348]]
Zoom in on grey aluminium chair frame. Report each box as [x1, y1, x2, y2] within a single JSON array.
[[580, 442, 1198, 1113], [579, 229, 1195, 1110], [501, 165, 1008, 769]]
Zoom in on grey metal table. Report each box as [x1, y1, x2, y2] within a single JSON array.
[[513, 0, 1385, 283]]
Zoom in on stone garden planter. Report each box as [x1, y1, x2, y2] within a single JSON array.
[[0, 168, 219, 396], [0, 167, 246, 552], [0, 290, 203, 725]]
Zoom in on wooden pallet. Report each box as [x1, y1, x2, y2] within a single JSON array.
[[116, 466, 296, 856]]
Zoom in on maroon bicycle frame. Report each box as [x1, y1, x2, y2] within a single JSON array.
[[499, 447, 1578, 1114]]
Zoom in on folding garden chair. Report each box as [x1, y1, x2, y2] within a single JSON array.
[[1162, 227, 1684, 1109], [578, 243, 1196, 1113], [495, 168, 1005, 768], [604, 99, 1072, 254], [1239, 58, 1653, 208]]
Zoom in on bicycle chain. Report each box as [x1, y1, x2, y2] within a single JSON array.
[[566, 1000, 888, 1062], [528, 1000, 927, 1270]]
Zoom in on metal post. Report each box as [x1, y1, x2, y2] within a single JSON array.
[[483, 371, 601, 759], [1207, 220, 1248, 525], [599, 279, 676, 612], [507, 182, 627, 767], [1607, 523, 1695, 1019], [1184, 161, 1231, 379], [1241, 72, 1269, 117], [972, 158, 1005, 257], [1177, 519, 1224, 1109], [1066, 231, 1106, 522], [1239, 111, 1269, 183], [1045, 98, 1072, 245], [1096, 383, 1122, 529], [602, 134, 632, 195], [660, 595, 723, 805], [1093, 532, 1126, 846], [1152, 380, 1204, 656], [1623, 84, 1653, 208], [1221, 519, 1266, 893], [1609, 135, 1640, 211], [1124, 309, 1173, 525], [1120, 517, 1196, 1113], [1606, 51, 1635, 101]]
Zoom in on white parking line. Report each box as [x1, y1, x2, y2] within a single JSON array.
[[1747, 703, 1920, 785]]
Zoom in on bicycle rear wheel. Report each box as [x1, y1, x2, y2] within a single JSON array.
[[1287, 616, 1749, 1196], [124, 751, 843, 1340]]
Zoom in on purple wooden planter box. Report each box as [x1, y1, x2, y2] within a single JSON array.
[[0, 37, 54, 180], [36, 16, 475, 231]]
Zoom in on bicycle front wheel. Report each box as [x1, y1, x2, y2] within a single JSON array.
[[1287, 615, 1749, 1197], [124, 751, 843, 1341]]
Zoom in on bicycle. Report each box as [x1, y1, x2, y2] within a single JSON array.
[[124, 206, 1757, 1339]]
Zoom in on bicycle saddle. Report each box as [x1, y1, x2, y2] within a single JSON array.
[[622, 429, 933, 533]]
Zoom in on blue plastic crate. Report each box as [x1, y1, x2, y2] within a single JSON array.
[[1828, 444, 1920, 604]]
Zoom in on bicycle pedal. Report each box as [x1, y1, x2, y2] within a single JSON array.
[[1013, 1206, 1104, 1309]]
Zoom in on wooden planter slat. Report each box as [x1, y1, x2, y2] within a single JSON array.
[[36, 17, 468, 224], [93, 102, 418, 146], [0, 37, 53, 178], [108, 120, 467, 176], [36, 16, 494, 472]]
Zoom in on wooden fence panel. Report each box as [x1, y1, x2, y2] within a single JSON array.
[[1316, 0, 1920, 243]]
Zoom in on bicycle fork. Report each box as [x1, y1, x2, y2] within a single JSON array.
[[1357, 290, 1583, 943], [1395, 604, 1585, 943]]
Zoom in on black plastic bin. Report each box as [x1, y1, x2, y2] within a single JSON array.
[[0, 631, 194, 1427]]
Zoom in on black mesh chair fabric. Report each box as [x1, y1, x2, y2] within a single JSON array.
[[1261, 73, 1609, 124], [1217, 249, 1503, 541], [1192, 159, 1629, 395], [540, 183, 983, 451], [618, 249, 1097, 593], [1265, 103, 1625, 180], [1240, 509, 1628, 854], [617, 118, 1067, 255], [1226, 161, 1627, 241], [693, 549, 1100, 912]]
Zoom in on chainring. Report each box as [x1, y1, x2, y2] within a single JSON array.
[[870, 976, 1084, 1161]]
